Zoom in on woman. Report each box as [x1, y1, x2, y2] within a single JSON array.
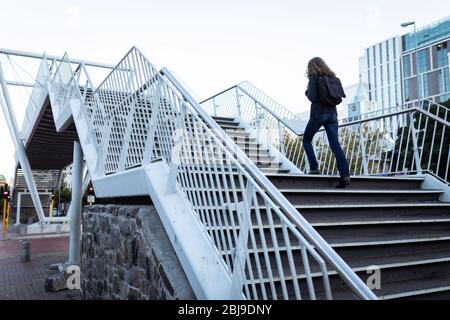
[[303, 57, 350, 188]]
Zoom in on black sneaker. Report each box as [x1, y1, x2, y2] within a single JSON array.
[[336, 176, 351, 189], [308, 169, 321, 175]]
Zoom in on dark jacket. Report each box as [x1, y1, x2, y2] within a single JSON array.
[[305, 75, 337, 117]]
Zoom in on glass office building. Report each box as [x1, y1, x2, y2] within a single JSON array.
[[402, 17, 450, 103], [361, 36, 403, 112], [360, 16, 450, 112]]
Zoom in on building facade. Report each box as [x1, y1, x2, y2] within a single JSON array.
[[347, 78, 376, 122], [401, 17, 450, 104], [0, 174, 7, 189], [361, 36, 403, 112], [359, 16, 450, 114]]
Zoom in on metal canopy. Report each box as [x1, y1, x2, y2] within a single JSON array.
[[23, 98, 78, 170]]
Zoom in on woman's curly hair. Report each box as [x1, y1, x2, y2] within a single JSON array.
[[306, 57, 336, 78]]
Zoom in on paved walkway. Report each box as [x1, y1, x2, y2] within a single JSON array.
[[0, 235, 81, 300]]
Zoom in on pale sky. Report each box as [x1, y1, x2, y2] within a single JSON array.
[[1, 0, 449, 180]]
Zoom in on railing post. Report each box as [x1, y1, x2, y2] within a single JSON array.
[[278, 120, 285, 154], [255, 101, 261, 134], [230, 182, 254, 299], [409, 112, 423, 175], [15, 193, 21, 226], [235, 87, 242, 118], [358, 124, 369, 175], [165, 105, 186, 195], [212, 97, 218, 117], [68, 141, 84, 265]]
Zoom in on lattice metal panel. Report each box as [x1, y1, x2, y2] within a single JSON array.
[[14, 169, 61, 191], [46, 47, 377, 300]]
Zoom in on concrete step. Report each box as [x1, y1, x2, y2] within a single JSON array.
[[279, 189, 443, 205], [192, 188, 443, 205], [209, 221, 450, 254], [328, 260, 450, 300], [234, 242, 450, 299], [260, 168, 291, 175], [211, 116, 237, 123], [238, 240, 450, 282], [251, 259, 450, 300], [200, 202, 450, 228], [266, 174, 425, 190]]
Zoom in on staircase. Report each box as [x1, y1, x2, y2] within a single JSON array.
[[13, 46, 450, 300], [212, 116, 290, 175], [212, 115, 450, 299]]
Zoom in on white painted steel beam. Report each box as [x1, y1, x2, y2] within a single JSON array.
[[68, 141, 83, 265], [0, 48, 115, 70], [0, 64, 46, 223]]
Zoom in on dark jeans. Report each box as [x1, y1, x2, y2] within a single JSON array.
[[303, 112, 350, 178]]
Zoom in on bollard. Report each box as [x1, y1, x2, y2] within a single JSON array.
[[21, 240, 30, 262]]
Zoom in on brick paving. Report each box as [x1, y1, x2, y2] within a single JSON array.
[[0, 235, 81, 300]]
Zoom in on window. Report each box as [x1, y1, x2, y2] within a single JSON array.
[[445, 67, 450, 92], [403, 55, 411, 78], [395, 84, 399, 104], [417, 48, 430, 74], [436, 42, 449, 68], [366, 48, 370, 68], [438, 69, 445, 94], [380, 66, 384, 84], [404, 79, 411, 102], [394, 61, 398, 83], [404, 78, 420, 101], [388, 87, 392, 106], [387, 63, 391, 84], [374, 67, 377, 89], [418, 75, 423, 99], [373, 46, 377, 66], [386, 40, 390, 60], [423, 73, 430, 97], [380, 43, 383, 64], [393, 38, 397, 58]]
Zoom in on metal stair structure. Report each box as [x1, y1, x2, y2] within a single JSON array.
[[2, 46, 450, 300], [211, 115, 450, 299], [200, 82, 450, 299]]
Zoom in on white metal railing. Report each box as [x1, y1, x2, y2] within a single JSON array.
[[50, 53, 80, 117], [21, 56, 51, 141], [200, 83, 304, 167], [202, 81, 299, 123], [342, 99, 450, 123], [46, 47, 376, 300], [201, 84, 450, 183], [284, 101, 450, 182]]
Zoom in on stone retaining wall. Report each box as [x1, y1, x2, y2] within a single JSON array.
[[81, 205, 195, 300]]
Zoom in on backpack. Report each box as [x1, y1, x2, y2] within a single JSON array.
[[318, 76, 346, 106]]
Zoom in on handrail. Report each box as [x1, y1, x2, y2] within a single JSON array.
[[21, 55, 51, 141], [161, 67, 378, 300], [47, 47, 377, 299], [201, 83, 301, 134], [296, 105, 450, 137], [288, 103, 450, 181], [237, 85, 301, 134], [91, 46, 136, 96]]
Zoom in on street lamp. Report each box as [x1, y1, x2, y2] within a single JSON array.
[[401, 21, 421, 103]]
